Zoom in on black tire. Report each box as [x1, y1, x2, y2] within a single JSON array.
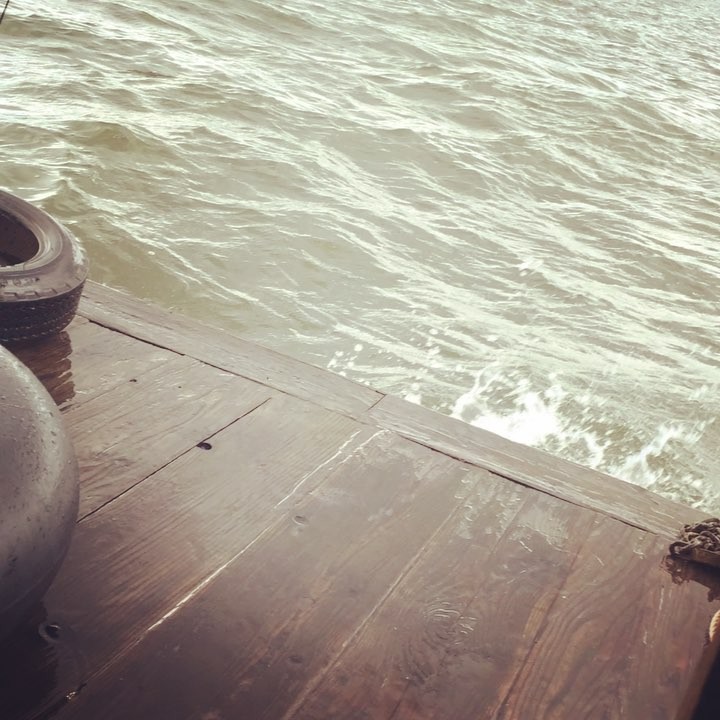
[[0, 190, 88, 343]]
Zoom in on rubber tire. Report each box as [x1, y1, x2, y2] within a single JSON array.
[[0, 190, 88, 343], [0, 345, 79, 640]]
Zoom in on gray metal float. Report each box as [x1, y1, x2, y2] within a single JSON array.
[[0, 344, 79, 639]]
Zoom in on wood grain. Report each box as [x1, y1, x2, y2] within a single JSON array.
[[64, 354, 274, 517], [79, 281, 383, 417], [687, 638, 720, 720], [1, 284, 716, 720], [3, 395, 380, 718], [48, 432, 485, 720], [368, 394, 702, 537], [494, 516, 720, 720], [291, 488, 598, 720], [6, 318, 176, 409]]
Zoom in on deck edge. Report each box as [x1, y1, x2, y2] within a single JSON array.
[[367, 393, 703, 537], [78, 282, 702, 538], [78, 281, 383, 418]]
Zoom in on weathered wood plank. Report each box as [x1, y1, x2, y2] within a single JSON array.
[[5, 319, 83, 407], [2, 396, 381, 718], [7, 318, 176, 410], [1, 284, 715, 720], [0, 604, 87, 720], [494, 517, 720, 720], [64, 355, 274, 517], [291, 489, 598, 720], [687, 639, 720, 720], [78, 281, 383, 417], [368, 394, 701, 537], [47, 432, 485, 720]]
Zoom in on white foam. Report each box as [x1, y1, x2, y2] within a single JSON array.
[[451, 368, 606, 467], [607, 422, 706, 489], [450, 366, 710, 503]]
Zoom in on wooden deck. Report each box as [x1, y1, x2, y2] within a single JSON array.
[[2, 281, 719, 720]]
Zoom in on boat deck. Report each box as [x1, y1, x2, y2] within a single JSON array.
[[2, 281, 719, 720]]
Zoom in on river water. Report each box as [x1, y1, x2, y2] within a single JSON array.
[[2, 0, 719, 510]]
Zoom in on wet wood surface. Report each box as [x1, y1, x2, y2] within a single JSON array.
[[368, 394, 705, 537], [1, 281, 718, 720], [78, 281, 382, 418]]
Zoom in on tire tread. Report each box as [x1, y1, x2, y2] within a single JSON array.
[[0, 284, 85, 343]]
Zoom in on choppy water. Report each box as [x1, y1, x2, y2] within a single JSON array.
[[2, 0, 719, 510]]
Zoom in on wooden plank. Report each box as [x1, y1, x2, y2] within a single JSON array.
[[0, 605, 88, 720], [5, 317, 86, 408], [291, 489, 598, 720], [3, 395, 381, 718], [64, 355, 274, 517], [1, 284, 713, 720], [494, 517, 720, 720], [7, 316, 180, 410], [46, 431, 487, 720], [369, 394, 702, 537], [686, 638, 720, 720], [78, 281, 383, 417]]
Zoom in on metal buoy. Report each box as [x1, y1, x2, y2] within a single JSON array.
[[0, 344, 79, 639]]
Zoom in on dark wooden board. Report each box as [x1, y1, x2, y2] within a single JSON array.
[[78, 282, 383, 417], [64, 354, 274, 518], [1, 395, 382, 718], [687, 634, 720, 720], [368, 394, 702, 537], [46, 431, 487, 720], [1, 284, 716, 720], [291, 489, 598, 720], [494, 516, 720, 720], [7, 318, 177, 410]]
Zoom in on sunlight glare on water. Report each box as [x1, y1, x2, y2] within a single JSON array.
[[1, 0, 719, 509]]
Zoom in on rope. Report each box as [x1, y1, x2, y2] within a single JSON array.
[[0, 0, 10, 26], [669, 518, 720, 560], [710, 610, 720, 643]]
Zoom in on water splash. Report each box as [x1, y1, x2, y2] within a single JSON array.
[[450, 364, 717, 510], [3, 0, 719, 511]]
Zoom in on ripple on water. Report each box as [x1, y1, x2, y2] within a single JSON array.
[[2, 0, 719, 509]]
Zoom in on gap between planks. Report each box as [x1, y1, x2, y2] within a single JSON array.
[[77, 283, 697, 539]]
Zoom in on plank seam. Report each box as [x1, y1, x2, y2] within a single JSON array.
[[365, 392, 388, 412], [64, 523, 281, 715], [387, 431, 672, 538], [83, 317, 379, 421], [77, 395, 275, 523], [80, 312, 675, 537], [278, 466, 488, 720], [385, 490, 531, 720], [79, 283, 382, 416], [491, 514, 604, 719], [53, 419, 389, 712], [81, 316, 187, 356]]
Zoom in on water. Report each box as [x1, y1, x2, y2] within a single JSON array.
[[2, 0, 719, 510]]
